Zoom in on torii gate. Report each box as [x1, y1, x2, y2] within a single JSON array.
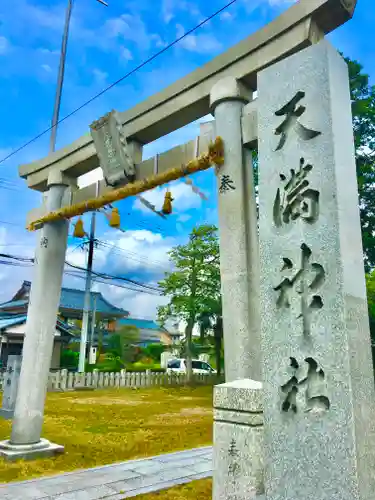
[[0, 0, 356, 462]]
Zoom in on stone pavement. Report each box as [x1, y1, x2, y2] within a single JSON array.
[[0, 447, 213, 499]]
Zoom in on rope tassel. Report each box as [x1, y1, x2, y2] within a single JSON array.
[[73, 218, 85, 238], [162, 191, 173, 215], [109, 207, 120, 228], [27, 137, 224, 231]]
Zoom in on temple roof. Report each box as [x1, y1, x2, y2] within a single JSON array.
[[0, 313, 75, 337], [2, 281, 128, 319], [119, 318, 167, 331]]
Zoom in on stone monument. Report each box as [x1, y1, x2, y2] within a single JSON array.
[[213, 379, 264, 499], [0, 356, 22, 420], [210, 76, 264, 500], [258, 39, 375, 500]]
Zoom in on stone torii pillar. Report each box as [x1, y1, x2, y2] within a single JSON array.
[[210, 77, 264, 500], [210, 78, 260, 383], [0, 171, 72, 460]]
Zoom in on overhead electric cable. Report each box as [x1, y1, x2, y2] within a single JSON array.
[[0, 0, 238, 166]]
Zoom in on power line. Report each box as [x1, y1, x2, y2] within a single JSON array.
[[0, 253, 33, 262], [0, 255, 161, 295], [0, 0, 238, 166], [0, 252, 161, 292], [64, 271, 159, 295], [65, 260, 161, 292], [95, 239, 167, 269], [0, 220, 27, 228]]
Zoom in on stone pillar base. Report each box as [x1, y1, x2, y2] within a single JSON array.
[[213, 379, 264, 500], [0, 438, 64, 462]]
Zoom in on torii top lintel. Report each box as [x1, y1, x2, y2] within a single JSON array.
[[19, 0, 357, 192]]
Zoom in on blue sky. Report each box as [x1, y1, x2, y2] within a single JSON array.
[[0, 0, 374, 318]]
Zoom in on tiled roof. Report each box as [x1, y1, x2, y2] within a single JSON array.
[[0, 299, 28, 309], [0, 314, 74, 336], [119, 318, 167, 331], [59, 287, 127, 316], [0, 315, 27, 329], [3, 281, 128, 318], [135, 331, 162, 342]]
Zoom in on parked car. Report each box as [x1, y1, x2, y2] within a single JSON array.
[[166, 358, 216, 375]]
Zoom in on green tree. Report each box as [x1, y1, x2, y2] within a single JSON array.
[[197, 302, 224, 377], [158, 225, 221, 382], [108, 325, 140, 365], [346, 56, 375, 272]]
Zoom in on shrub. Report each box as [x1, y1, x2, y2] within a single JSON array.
[[60, 349, 79, 369], [137, 356, 154, 365], [125, 362, 165, 373], [68, 342, 81, 353], [142, 343, 165, 361]]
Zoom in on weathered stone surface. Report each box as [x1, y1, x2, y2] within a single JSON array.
[[0, 438, 64, 461], [211, 78, 261, 383], [0, 355, 22, 420], [213, 379, 264, 500], [214, 378, 263, 412], [0, 447, 213, 498], [258, 39, 375, 500]]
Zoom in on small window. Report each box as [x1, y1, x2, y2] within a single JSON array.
[[202, 363, 213, 371], [167, 359, 181, 369], [192, 361, 205, 370]]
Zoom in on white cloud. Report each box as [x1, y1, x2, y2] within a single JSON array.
[[104, 13, 161, 52], [23, 3, 64, 31], [97, 281, 169, 319], [150, 34, 167, 48], [0, 224, 37, 304], [162, 0, 176, 23], [220, 11, 234, 21], [77, 168, 103, 189], [175, 24, 222, 54], [41, 64, 52, 73], [241, 0, 296, 13], [0, 226, 7, 247], [100, 229, 175, 274], [64, 228, 178, 319], [92, 68, 108, 83], [0, 36, 10, 55], [268, 0, 296, 5], [134, 181, 203, 215], [38, 48, 60, 56], [162, 0, 202, 24], [67, 228, 175, 276], [121, 47, 133, 61], [177, 214, 192, 223], [0, 148, 11, 161]]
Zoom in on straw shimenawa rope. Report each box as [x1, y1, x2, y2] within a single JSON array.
[[28, 136, 224, 231]]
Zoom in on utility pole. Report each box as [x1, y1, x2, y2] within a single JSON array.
[[89, 294, 97, 352], [50, 0, 108, 153], [49, 0, 73, 153], [47, 0, 108, 372], [78, 183, 99, 372]]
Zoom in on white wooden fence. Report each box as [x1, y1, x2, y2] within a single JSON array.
[[0, 369, 221, 392], [45, 369, 222, 391]]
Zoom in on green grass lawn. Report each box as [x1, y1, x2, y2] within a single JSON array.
[[134, 479, 212, 499], [0, 386, 213, 483]]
